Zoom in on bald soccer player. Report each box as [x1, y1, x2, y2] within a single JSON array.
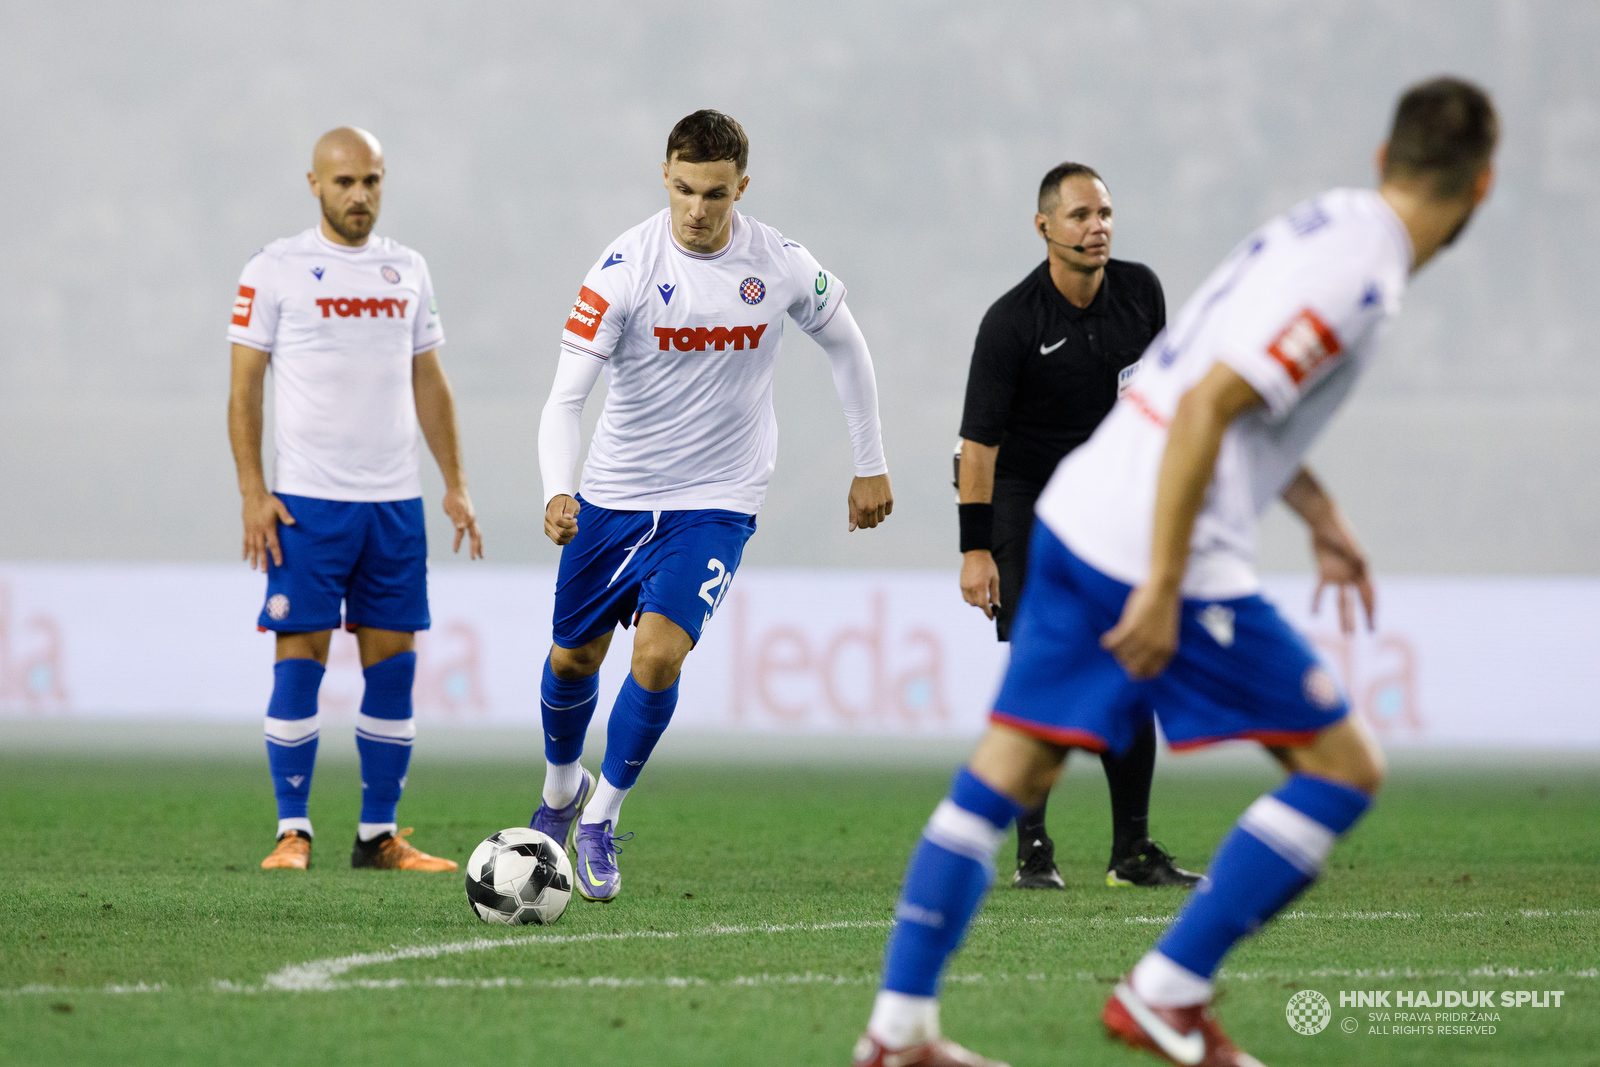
[[228, 127, 482, 873]]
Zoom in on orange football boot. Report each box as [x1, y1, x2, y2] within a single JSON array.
[[351, 827, 459, 871], [261, 830, 312, 870], [1103, 981, 1266, 1067]]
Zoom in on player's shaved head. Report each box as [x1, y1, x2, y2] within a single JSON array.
[[312, 126, 383, 175], [307, 127, 385, 246]]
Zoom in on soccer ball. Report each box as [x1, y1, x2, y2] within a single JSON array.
[[464, 828, 573, 925]]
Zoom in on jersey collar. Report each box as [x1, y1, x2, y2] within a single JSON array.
[[668, 211, 740, 261], [311, 227, 372, 255]]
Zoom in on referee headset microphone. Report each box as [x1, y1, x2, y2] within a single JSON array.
[[1038, 219, 1088, 254]]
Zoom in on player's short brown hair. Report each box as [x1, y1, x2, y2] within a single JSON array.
[[666, 110, 749, 173], [1383, 77, 1498, 198], [1038, 162, 1106, 212]]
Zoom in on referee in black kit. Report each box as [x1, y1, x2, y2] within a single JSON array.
[[956, 162, 1199, 890]]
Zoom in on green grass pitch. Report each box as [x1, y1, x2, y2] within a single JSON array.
[[2, 751, 1597, 1066]]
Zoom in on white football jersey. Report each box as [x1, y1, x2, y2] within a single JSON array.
[[1039, 188, 1412, 599], [560, 208, 846, 513], [227, 227, 445, 502]]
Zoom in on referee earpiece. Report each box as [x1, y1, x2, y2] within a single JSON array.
[[1039, 220, 1087, 255]]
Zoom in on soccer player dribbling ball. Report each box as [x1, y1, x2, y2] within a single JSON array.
[[532, 110, 892, 903], [853, 77, 1498, 1067], [228, 127, 482, 874]]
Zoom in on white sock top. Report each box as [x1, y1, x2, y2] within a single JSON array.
[[357, 821, 398, 842], [277, 817, 313, 839], [1130, 950, 1213, 1008], [867, 989, 940, 1048], [543, 760, 586, 809], [579, 776, 630, 827]]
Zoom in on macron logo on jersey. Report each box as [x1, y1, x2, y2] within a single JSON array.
[[232, 285, 255, 327], [567, 286, 609, 341], [1266, 307, 1341, 385], [315, 297, 409, 319], [652, 324, 768, 352]]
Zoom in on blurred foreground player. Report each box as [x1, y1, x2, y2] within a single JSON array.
[[533, 110, 892, 902], [957, 162, 1196, 890], [228, 127, 482, 872], [854, 77, 1497, 1067]]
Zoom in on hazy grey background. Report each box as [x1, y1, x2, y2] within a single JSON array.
[[1, 0, 1595, 574]]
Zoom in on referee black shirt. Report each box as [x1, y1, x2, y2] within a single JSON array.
[[959, 257, 1165, 638], [959, 257, 1166, 492]]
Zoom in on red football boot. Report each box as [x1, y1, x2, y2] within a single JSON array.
[[1102, 981, 1265, 1067], [850, 1033, 1011, 1067]]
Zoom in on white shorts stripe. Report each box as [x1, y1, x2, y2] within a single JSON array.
[[355, 714, 416, 744], [264, 714, 320, 745], [922, 799, 1006, 866], [1238, 795, 1336, 876]]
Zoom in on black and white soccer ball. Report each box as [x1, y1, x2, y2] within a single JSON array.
[[464, 828, 573, 925]]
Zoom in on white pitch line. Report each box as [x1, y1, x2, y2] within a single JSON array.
[[7, 909, 1596, 999], [264, 919, 891, 992], [9, 966, 1599, 999]]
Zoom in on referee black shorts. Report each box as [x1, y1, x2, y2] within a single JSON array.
[[991, 478, 1044, 642]]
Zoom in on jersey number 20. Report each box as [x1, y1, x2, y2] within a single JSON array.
[[698, 559, 734, 612]]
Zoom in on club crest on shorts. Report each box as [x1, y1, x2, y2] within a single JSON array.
[[266, 594, 290, 621], [739, 277, 765, 305], [1197, 604, 1235, 648], [1302, 665, 1342, 710], [381, 266, 402, 284]]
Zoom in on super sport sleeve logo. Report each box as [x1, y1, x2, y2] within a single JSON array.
[[566, 286, 609, 341], [232, 285, 256, 328], [1266, 307, 1341, 385]]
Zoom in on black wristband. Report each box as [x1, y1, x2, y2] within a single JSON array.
[[958, 502, 994, 553]]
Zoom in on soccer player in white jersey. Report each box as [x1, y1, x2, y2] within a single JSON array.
[[532, 110, 892, 902], [853, 78, 1498, 1067], [228, 127, 483, 874]]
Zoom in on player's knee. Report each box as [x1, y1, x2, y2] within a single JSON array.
[[550, 642, 604, 680], [629, 643, 686, 691]]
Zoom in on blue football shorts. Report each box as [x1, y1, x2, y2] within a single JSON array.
[[991, 520, 1349, 754], [257, 494, 430, 634], [552, 495, 757, 649]]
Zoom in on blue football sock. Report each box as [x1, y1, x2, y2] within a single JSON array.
[[355, 651, 417, 827], [1157, 773, 1371, 979], [881, 768, 1027, 997], [264, 658, 324, 825], [599, 674, 678, 789], [541, 655, 601, 765]]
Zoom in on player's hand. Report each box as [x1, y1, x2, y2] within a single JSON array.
[[960, 550, 1002, 619], [242, 490, 295, 571], [443, 486, 484, 560], [848, 474, 894, 531], [545, 494, 580, 546], [1101, 582, 1181, 680], [1309, 509, 1375, 635]]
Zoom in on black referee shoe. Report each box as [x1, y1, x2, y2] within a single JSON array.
[[1013, 835, 1066, 890], [1106, 840, 1201, 888]]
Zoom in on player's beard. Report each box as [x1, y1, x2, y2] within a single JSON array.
[[321, 196, 376, 243]]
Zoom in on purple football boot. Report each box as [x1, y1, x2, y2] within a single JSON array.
[[529, 767, 595, 851], [573, 819, 632, 903]]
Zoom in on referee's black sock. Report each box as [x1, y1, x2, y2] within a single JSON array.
[[1101, 720, 1157, 862], [1015, 796, 1051, 857]]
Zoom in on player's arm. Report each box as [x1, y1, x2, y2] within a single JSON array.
[[537, 351, 604, 546], [957, 441, 1001, 618], [413, 348, 483, 559], [1101, 362, 1263, 678], [227, 343, 295, 570], [811, 303, 893, 531], [1281, 465, 1374, 635]]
